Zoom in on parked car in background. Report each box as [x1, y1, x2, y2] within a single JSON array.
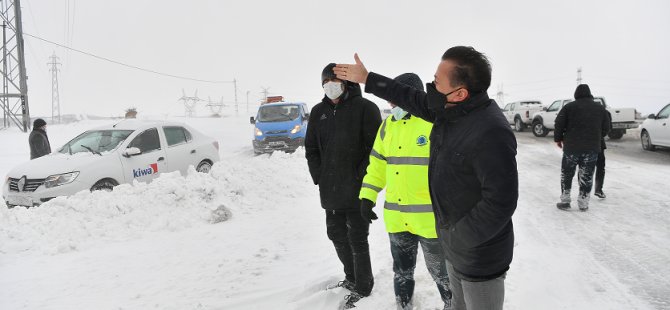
[[531, 97, 640, 139], [640, 103, 670, 151], [3, 120, 220, 208], [250, 101, 309, 154], [502, 100, 544, 132]]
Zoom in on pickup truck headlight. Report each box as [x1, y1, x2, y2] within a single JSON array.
[[290, 125, 302, 134], [255, 127, 263, 136], [44, 172, 80, 188]]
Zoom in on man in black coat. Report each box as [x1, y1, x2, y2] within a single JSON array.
[[594, 110, 612, 199], [29, 118, 51, 159], [305, 63, 381, 308], [334, 47, 518, 310], [554, 84, 610, 211]]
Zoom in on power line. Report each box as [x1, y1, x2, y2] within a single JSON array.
[[24, 33, 234, 84]]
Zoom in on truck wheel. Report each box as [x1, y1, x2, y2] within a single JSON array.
[[514, 118, 525, 132], [196, 160, 213, 173], [608, 129, 624, 140], [641, 130, 656, 151], [91, 178, 119, 192], [532, 121, 549, 137]]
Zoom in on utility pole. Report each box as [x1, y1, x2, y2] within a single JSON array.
[[48, 52, 62, 124], [0, 0, 30, 132], [246, 90, 250, 113], [496, 83, 505, 106], [179, 89, 203, 117], [576, 67, 582, 85], [260, 87, 270, 104], [233, 78, 238, 115]]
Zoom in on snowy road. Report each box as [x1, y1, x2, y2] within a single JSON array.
[[1, 116, 669, 309]]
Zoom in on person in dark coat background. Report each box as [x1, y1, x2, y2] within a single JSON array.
[[554, 84, 610, 211], [334, 46, 518, 310], [29, 118, 51, 159], [594, 110, 612, 199], [305, 63, 382, 309]]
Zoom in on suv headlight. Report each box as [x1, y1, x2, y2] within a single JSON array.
[[44, 172, 80, 188], [290, 125, 302, 134], [255, 127, 263, 136]]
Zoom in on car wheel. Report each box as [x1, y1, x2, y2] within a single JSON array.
[[196, 160, 213, 173], [641, 130, 656, 151], [514, 118, 525, 132], [532, 121, 549, 137], [91, 178, 119, 192]]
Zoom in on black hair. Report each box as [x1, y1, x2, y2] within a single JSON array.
[[441, 46, 491, 93]]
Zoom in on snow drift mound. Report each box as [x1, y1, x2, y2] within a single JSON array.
[[0, 165, 241, 255]]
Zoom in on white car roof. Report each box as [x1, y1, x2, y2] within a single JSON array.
[[89, 120, 192, 131]]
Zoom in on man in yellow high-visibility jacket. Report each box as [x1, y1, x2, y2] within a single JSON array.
[[359, 73, 452, 310]]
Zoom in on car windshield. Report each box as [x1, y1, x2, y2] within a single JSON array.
[[59, 130, 134, 155], [257, 105, 300, 122]]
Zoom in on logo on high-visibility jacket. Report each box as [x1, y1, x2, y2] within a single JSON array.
[[133, 163, 158, 178], [417, 135, 428, 146]]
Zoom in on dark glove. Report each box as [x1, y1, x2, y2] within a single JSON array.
[[360, 199, 378, 223]]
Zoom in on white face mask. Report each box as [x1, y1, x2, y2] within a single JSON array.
[[323, 81, 344, 100], [391, 106, 408, 120]]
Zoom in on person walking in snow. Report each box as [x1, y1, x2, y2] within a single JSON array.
[[359, 73, 452, 310], [334, 46, 518, 310], [554, 84, 611, 211], [29, 118, 51, 159], [305, 63, 382, 309], [594, 110, 612, 199]]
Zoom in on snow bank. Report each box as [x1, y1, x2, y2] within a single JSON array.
[[0, 165, 240, 255]]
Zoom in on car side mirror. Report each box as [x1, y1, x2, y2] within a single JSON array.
[[123, 147, 142, 158], [542, 107, 548, 111], [250, 117, 256, 124], [647, 114, 656, 119], [304, 113, 310, 119]]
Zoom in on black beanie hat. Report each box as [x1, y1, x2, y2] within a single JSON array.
[[321, 63, 337, 85], [33, 118, 46, 128], [394, 73, 424, 91]]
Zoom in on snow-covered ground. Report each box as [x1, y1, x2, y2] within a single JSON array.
[[1, 115, 669, 310]]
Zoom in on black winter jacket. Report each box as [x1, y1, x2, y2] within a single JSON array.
[[365, 72, 518, 279], [554, 86, 610, 153], [305, 82, 382, 211], [29, 129, 51, 159]]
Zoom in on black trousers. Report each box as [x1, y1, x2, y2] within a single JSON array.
[[326, 209, 374, 296], [595, 149, 606, 192], [561, 151, 599, 197]]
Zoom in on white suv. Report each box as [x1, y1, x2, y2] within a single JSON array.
[[641, 103, 670, 150], [3, 120, 220, 208]]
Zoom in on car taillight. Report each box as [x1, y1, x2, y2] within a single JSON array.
[[213, 141, 219, 151]]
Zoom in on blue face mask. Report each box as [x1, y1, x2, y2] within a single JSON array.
[[391, 106, 408, 120]]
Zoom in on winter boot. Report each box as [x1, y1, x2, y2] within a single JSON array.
[[327, 279, 355, 291], [578, 194, 590, 211], [341, 292, 365, 309], [594, 190, 606, 199], [396, 297, 413, 310], [557, 189, 571, 210]]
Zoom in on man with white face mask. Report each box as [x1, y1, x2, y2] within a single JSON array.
[[305, 63, 382, 309], [359, 73, 452, 310]]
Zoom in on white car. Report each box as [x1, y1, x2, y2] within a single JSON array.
[[3, 120, 220, 208], [641, 103, 670, 151]]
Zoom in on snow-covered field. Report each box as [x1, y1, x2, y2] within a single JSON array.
[[1, 114, 669, 310]]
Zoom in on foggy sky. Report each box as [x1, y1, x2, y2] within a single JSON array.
[[20, 0, 670, 118]]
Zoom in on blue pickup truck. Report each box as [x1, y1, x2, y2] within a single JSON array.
[[250, 102, 309, 154]]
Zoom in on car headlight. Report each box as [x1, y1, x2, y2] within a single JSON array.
[[290, 125, 302, 134], [255, 127, 263, 136], [44, 172, 80, 188]]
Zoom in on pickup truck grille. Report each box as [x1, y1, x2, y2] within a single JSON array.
[[8, 177, 46, 192]]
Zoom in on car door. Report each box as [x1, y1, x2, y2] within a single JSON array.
[[652, 104, 670, 146], [543, 100, 564, 130], [503, 103, 513, 123], [121, 128, 168, 183], [163, 126, 196, 175]]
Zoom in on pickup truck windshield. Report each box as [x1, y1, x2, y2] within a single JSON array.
[[60, 130, 134, 155], [257, 105, 300, 122]]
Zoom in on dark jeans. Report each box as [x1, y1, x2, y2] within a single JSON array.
[[595, 149, 606, 192], [389, 232, 451, 307], [561, 151, 599, 197], [447, 262, 506, 310], [326, 209, 374, 296]]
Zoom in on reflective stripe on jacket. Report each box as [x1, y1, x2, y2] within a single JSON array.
[[359, 114, 436, 238]]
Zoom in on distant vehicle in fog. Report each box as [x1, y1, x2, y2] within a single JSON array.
[[501, 100, 544, 132], [3, 120, 220, 208], [640, 103, 670, 151]]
